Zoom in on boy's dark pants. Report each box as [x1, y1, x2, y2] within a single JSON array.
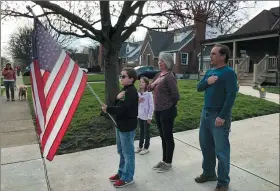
[[4, 81, 15, 100], [138, 119, 150, 149], [154, 105, 177, 164]]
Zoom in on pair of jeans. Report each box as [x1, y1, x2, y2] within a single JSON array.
[[138, 119, 150, 149], [4, 81, 15, 100], [154, 105, 177, 164], [199, 108, 231, 187], [116, 128, 135, 182]]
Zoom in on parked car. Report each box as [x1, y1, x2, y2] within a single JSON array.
[[22, 65, 88, 76], [81, 68, 88, 73], [134, 66, 160, 80], [23, 66, 30, 76]]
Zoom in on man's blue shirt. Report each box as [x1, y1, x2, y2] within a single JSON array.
[[197, 66, 239, 119]]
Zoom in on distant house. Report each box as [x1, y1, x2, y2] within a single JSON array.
[[97, 41, 143, 72], [71, 53, 89, 68], [119, 41, 143, 66], [200, 6, 280, 86], [139, 25, 221, 79]]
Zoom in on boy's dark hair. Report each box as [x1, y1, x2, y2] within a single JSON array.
[[140, 76, 149, 91], [214, 44, 230, 63], [122, 67, 138, 83]]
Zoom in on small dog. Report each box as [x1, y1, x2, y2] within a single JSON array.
[[18, 85, 28, 101]]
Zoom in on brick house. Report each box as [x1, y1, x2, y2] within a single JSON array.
[[139, 25, 221, 79], [199, 6, 279, 86]]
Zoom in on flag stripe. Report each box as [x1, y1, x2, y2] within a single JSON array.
[[45, 55, 70, 107], [42, 62, 78, 149], [30, 73, 42, 135], [43, 71, 50, 87], [46, 72, 87, 161], [30, 62, 45, 133], [33, 60, 46, 119], [44, 51, 66, 96], [44, 59, 75, 128], [43, 68, 85, 157]]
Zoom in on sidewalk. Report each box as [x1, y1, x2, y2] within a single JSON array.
[[1, 113, 279, 191], [0, 75, 49, 191], [239, 86, 279, 104]]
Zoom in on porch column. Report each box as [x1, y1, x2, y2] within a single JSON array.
[[232, 41, 236, 70]]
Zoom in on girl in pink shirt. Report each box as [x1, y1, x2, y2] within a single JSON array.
[[135, 77, 154, 155]]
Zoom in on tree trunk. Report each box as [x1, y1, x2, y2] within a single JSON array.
[[104, 46, 120, 105], [193, 11, 207, 73]]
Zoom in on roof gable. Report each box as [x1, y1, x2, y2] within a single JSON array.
[[235, 7, 279, 35]]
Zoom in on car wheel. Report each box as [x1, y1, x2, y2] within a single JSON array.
[[139, 75, 145, 79]]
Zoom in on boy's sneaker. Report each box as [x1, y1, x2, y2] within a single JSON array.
[[152, 161, 165, 170], [157, 163, 172, 173], [139, 149, 149, 155], [109, 174, 120, 182], [134, 147, 142, 153], [113, 180, 135, 188]]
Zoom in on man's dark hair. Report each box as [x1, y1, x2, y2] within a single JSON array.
[[214, 44, 230, 63], [122, 67, 138, 83]]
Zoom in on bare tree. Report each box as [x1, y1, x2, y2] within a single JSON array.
[[1, 1, 182, 104], [7, 26, 33, 67], [1, 1, 256, 105], [161, 1, 257, 35]]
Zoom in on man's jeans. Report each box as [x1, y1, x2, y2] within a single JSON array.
[[116, 128, 135, 182], [138, 119, 150, 149], [199, 108, 231, 186], [4, 81, 15, 100]]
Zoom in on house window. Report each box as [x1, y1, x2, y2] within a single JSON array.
[[126, 46, 130, 53], [147, 54, 150, 65], [181, 53, 188, 65], [174, 33, 180, 43]]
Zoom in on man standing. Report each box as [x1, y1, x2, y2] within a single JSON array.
[[195, 44, 238, 191]]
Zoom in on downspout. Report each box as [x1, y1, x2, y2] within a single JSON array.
[[277, 3, 280, 86], [198, 43, 203, 81]]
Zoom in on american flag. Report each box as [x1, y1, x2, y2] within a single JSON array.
[[30, 18, 87, 161]]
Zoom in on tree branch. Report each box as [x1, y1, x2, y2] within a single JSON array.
[[120, 3, 145, 42], [33, 1, 102, 41], [44, 12, 98, 41]]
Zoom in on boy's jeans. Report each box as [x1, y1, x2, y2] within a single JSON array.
[[116, 128, 135, 182], [199, 108, 231, 187], [138, 119, 150, 149]]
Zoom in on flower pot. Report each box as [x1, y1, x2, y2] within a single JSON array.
[[259, 91, 266, 98]]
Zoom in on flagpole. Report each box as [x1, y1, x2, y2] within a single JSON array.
[[26, 6, 37, 18], [86, 83, 118, 127]]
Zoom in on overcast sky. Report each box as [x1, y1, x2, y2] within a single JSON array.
[[1, 1, 279, 59]]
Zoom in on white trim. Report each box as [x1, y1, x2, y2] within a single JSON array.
[[162, 34, 194, 53], [141, 42, 155, 58], [271, 18, 280, 30], [147, 54, 151, 65], [179, 35, 195, 51], [181, 53, 188, 65], [202, 33, 278, 46]]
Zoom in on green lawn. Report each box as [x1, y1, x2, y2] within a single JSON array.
[[26, 80, 279, 155], [265, 87, 279, 94], [23, 74, 104, 85]]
